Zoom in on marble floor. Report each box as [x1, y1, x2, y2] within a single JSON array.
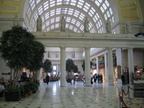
[[0, 80, 144, 108]]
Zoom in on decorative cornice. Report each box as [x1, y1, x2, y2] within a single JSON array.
[[111, 21, 144, 30]]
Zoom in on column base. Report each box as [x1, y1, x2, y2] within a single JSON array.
[[108, 83, 114, 86], [117, 79, 122, 84], [128, 85, 134, 99], [84, 84, 92, 87]]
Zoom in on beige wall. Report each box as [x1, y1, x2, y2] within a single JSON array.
[[122, 48, 144, 70]]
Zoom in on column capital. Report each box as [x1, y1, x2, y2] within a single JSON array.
[[128, 47, 134, 49], [59, 44, 66, 48], [84, 46, 90, 50], [59, 46, 66, 49], [106, 47, 112, 50]]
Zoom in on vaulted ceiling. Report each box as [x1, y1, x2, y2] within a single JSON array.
[[24, 0, 115, 33]]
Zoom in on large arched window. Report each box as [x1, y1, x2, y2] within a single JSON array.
[[24, 0, 115, 33]]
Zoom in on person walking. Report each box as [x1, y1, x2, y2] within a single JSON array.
[[91, 73, 93, 84], [46, 75, 50, 85], [121, 74, 125, 85], [93, 73, 97, 83]]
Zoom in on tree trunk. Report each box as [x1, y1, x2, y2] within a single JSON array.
[[12, 69, 19, 87]]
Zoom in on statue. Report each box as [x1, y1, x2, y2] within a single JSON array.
[[126, 21, 131, 34], [60, 16, 66, 32], [134, 32, 144, 37], [106, 19, 111, 33], [84, 17, 89, 33], [37, 15, 42, 31], [13, 15, 19, 26]]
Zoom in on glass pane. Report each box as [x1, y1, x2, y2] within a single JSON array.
[[69, 25, 73, 29], [71, 19, 76, 24], [51, 25, 54, 29], [76, 21, 80, 26], [100, 7, 104, 13], [66, 24, 69, 28], [95, 1, 100, 6], [109, 8, 113, 15], [74, 27, 77, 32], [44, 1, 49, 11], [102, 3, 107, 10], [105, 0, 110, 7], [98, 0, 102, 3], [55, 23, 59, 28], [66, 17, 71, 22], [36, 0, 41, 4], [46, 21, 50, 26], [56, 17, 60, 22]]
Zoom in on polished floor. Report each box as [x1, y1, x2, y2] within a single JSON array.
[[0, 80, 144, 108]]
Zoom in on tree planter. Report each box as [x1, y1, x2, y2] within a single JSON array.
[[29, 90, 33, 95], [5, 92, 21, 101], [24, 93, 29, 98], [0, 91, 3, 97], [32, 90, 37, 93]]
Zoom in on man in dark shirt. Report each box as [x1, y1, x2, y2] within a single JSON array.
[[46, 75, 50, 85]]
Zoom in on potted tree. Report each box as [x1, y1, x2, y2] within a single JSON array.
[[43, 59, 52, 82], [81, 60, 93, 72], [0, 25, 45, 101], [66, 59, 75, 83], [3, 87, 23, 101]]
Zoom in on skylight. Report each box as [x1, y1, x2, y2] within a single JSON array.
[[25, 0, 115, 33]]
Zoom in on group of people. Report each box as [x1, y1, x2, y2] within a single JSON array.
[[91, 73, 103, 84]]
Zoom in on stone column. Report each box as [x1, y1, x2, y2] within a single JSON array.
[[128, 48, 134, 99], [104, 53, 108, 82], [85, 47, 91, 86], [96, 56, 99, 74], [60, 47, 66, 87], [57, 64, 59, 73], [116, 48, 122, 84], [128, 48, 134, 85], [107, 48, 114, 86]]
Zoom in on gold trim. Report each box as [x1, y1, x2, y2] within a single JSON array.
[[0, 3, 2, 10], [119, 0, 136, 7], [122, 7, 140, 18], [11, 0, 21, 2], [0, 1, 19, 13]]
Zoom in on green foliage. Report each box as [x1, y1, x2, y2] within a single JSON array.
[[66, 78, 71, 83], [3, 87, 23, 95], [23, 82, 32, 94], [66, 59, 75, 73], [28, 41, 45, 72], [73, 64, 78, 73], [0, 25, 45, 73], [82, 60, 93, 71], [43, 59, 52, 73], [23, 80, 39, 95], [0, 26, 33, 69]]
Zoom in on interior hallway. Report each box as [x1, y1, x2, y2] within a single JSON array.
[[0, 80, 143, 108]]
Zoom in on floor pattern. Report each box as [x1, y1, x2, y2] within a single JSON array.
[[0, 80, 144, 108]]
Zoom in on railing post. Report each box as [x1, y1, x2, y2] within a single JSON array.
[[128, 85, 134, 99], [118, 87, 122, 108]]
